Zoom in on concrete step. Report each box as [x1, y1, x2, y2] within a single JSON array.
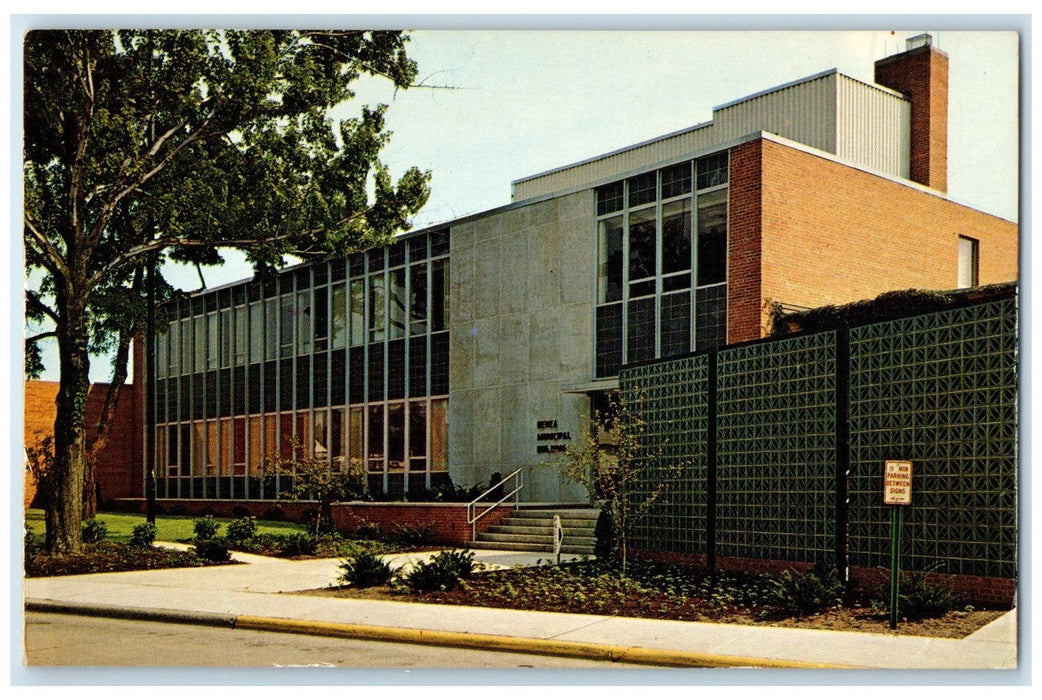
[[486, 525, 556, 536], [468, 506, 600, 555], [487, 524, 595, 536], [466, 540, 595, 555], [516, 509, 600, 519], [497, 516, 598, 528], [476, 532, 596, 546]]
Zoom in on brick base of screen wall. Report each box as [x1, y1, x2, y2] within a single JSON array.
[[849, 566, 1017, 609], [630, 550, 1016, 609], [114, 499, 515, 546]]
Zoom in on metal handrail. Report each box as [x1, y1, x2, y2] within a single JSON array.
[[466, 468, 524, 541]]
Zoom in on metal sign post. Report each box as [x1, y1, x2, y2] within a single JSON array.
[[884, 460, 913, 630]]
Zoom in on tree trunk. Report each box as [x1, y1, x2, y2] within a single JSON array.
[[46, 302, 91, 555], [86, 317, 137, 518]]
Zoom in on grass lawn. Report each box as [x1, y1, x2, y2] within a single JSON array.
[[24, 508, 306, 544]]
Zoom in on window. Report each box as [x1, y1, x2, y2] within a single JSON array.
[[264, 299, 278, 361], [410, 263, 428, 335], [696, 189, 727, 286], [331, 284, 347, 349], [314, 287, 328, 346], [367, 404, 384, 472], [279, 294, 294, 358], [662, 199, 692, 281], [206, 421, 219, 476], [193, 316, 206, 373], [349, 407, 364, 473], [249, 416, 262, 471], [180, 319, 192, 374], [627, 207, 656, 294], [295, 291, 312, 355], [156, 327, 168, 379], [313, 410, 329, 460], [597, 216, 623, 304], [249, 302, 264, 364], [369, 275, 386, 343], [388, 403, 405, 471], [431, 260, 449, 331], [349, 279, 365, 347], [388, 268, 406, 340], [206, 313, 219, 370], [958, 236, 979, 289], [330, 408, 345, 470], [234, 417, 246, 474], [168, 321, 180, 375], [408, 401, 427, 473], [234, 306, 247, 365], [594, 153, 728, 376]]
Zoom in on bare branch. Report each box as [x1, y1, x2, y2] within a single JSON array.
[[27, 293, 61, 325], [26, 330, 59, 344], [24, 218, 69, 282]]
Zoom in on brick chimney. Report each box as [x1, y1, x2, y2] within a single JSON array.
[[874, 33, 949, 192]]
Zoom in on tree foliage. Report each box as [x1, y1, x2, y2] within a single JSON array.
[[270, 439, 367, 535], [23, 29, 430, 554], [559, 394, 682, 573]]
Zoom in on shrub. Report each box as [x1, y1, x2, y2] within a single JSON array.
[[593, 510, 617, 562], [338, 551, 396, 587], [231, 506, 252, 519], [130, 522, 157, 548], [769, 564, 844, 616], [225, 516, 258, 545], [400, 549, 475, 593], [891, 569, 958, 619], [263, 506, 286, 521], [168, 504, 185, 516], [352, 519, 382, 540], [279, 532, 317, 557], [81, 517, 108, 544], [24, 529, 42, 566], [193, 516, 220, 541], [192, 538, 230, 562], [392, 522, 437, 546]]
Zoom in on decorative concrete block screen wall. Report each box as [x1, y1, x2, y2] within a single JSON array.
[[626, 354, 711, 558], [620, 292, 1017, 592], [847, 297, 1018, 580], [715, 332, 838, 567]]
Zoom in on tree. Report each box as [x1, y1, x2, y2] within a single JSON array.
[[23, 30, 430, 554], [270, 440, 367, 536], [560, 394, 682, 573]]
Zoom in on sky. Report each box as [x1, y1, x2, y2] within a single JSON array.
[[14, 22, 1023, 383]]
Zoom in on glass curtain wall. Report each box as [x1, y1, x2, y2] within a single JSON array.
[[594, 152, 729, 377], [153, 229, 451, 500]]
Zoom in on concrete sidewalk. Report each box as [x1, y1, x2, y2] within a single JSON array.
[[22, 546, 1019, 670]]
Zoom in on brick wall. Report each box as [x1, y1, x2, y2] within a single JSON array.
[[757, 138, 1017, 325], [24, 380, 141, 508], [631, 551, 1015, 608], [875, 44, 949, 192], [850, 566, 1016, 609], [113, 498, 514, 546], [727, 139, 764, 344]]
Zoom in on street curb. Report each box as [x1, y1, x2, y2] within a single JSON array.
[[26, 599, 238, 629], [26, 599, 852, 669]]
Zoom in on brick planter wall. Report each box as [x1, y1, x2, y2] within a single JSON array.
[[114, 498, 515, 546]]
